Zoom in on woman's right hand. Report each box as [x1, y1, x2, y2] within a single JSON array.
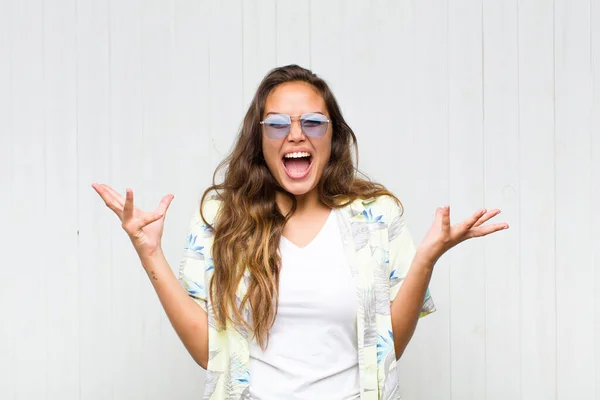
[[92, 183, 175, 259]]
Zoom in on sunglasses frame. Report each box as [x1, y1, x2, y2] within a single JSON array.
[[260, 113, 332, 139]]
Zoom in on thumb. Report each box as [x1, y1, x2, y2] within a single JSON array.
[[156, 194, 175, 218], [139, 211, 164, 228]]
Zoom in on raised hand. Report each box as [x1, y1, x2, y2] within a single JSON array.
[[92, 183, 175, 258], [416, 205, 509, 264]]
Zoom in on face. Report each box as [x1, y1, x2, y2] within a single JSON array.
[[261, 81, 332, 198]]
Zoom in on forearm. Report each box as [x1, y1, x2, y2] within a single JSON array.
[[139, 249, 209, 369], [390, 253, 435, 359]]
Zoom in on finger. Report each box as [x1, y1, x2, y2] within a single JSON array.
[[468, 223, 509, 238], [473, 209, 501, 228], [99, 184, 125, 207], [464, 208, 487, 230], [123, 188, 135, 221], [92, 183, 124, 217], [432, 207, 444, 230], [441, 205, 451, 232]]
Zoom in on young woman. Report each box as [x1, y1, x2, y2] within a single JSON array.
[[93, 65, 508, 400]]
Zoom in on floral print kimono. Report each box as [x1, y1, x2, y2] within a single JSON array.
[[179, 195, 436, 399]]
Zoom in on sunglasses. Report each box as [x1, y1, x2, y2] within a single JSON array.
[[260, 113, 331, 139]]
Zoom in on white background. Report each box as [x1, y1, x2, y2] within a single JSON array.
[[0, 0, 598, 399]]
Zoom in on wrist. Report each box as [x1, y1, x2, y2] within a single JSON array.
[[413, 249, 439, 271], [138, 246, 165, 267]]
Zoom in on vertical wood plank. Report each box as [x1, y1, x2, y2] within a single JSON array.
[[170, 0, 211, 200], [357, 0, 400, 184], [447, 0, 486, 398], [44, 0, 80, 398], [393, 1, 452, 397], [518, 1, 557, 398], [166, 0, 212, 396], [108, 0, 145, 398], [369, 0, 414, 200], [554, 0, 594, 396], [10, 0, 47, 397], [207, 0, 244, 174], [242, 0, 276, 107], [76, 0, 113, 397], [276, 0, 310, 68], [593, 0, 600, 397], [140, 1, 176, 398], [338, 0, 378, 169], [0, 0, 14, 397], [309, 0, 342, 86], [482, 0, 521, 398]]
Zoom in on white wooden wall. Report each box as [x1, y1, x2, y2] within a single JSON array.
[[0, 0, 598, 399]]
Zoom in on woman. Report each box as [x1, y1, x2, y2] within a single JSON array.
[[93, 65, 508, 400]]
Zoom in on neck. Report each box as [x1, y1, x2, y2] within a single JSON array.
[[275, 188, 328, 217]]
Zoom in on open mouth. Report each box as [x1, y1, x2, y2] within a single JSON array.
[[282, 151, 313, 179]]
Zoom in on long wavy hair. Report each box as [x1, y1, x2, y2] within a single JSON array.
[[200, 64, 399, 349]]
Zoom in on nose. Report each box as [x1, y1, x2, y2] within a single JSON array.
[[287, 118, 305, 142]]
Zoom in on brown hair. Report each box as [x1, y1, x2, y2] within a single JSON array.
[[201, 64, 399, 349]]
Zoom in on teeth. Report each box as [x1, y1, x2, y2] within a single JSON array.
[[284, 152, 311, 158]]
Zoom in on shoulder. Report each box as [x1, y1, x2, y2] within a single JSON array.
[[187, 195, 223, 232], [347, 194, 404, 218], [199, 196, 223, 225], [370, 194, 404, 214]]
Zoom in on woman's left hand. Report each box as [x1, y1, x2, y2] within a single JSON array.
[[416, 206, 509, 265]]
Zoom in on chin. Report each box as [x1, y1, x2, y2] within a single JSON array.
[[277, 173, 319, 197], [281, 181, 316, 197]]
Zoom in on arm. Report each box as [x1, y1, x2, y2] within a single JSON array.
[[389, 203, 508, 359], [385, 196, 436, 361], [91, 183, 210, 369], [140, 249, 209, 369], [390, 253, 435, 359]]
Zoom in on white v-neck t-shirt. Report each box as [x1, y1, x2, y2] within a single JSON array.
[[248, 210, 360, 400]]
